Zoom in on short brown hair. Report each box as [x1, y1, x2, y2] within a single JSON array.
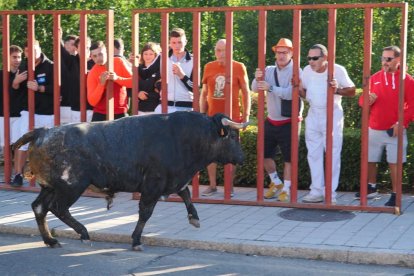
[[90, 40, 105, 52], [170, 28, 186, 40], [10, 45, 23, 55], [383, 46, 400, 57], [64, 35, 78, 43]]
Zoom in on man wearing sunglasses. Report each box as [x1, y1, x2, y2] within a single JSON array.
[[357, 46, 414, 206], [299, 44, 355, 204]]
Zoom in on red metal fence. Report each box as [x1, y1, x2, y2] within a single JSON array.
[[0, 10, 114, 192], [0, 3, 409, 214]]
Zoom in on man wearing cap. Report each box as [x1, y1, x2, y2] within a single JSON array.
[[299, 44, 355, 203], [200, 38, 251, 197], [252, 38, 303, 202]]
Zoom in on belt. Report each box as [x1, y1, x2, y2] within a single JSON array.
[[168, 101, 193, 108]]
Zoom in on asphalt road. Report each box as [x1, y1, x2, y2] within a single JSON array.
[[0, 233, 413, 276]]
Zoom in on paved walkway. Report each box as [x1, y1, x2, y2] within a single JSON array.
[[1, 189, 414, 268]]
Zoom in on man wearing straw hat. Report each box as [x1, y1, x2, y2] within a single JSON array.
[[252, 38, 303, 202]]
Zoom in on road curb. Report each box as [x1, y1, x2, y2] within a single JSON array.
[[1, 224, 413, 268]]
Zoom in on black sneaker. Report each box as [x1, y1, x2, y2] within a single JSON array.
[[385, 192, 396, 207], [355, 185, 378, 199], [11, 174, 23, 187]]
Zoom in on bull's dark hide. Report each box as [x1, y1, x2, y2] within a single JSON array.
[[12, 111, 246, 251]]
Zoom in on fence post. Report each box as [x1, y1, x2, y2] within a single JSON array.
[[256, 9, 267, 201]]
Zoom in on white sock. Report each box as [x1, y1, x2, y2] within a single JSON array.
[[269, 172, 282, 184], [283, 180, 291, 192], [369, 183, 377, 188]]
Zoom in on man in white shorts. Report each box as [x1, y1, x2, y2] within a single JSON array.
[[11, 40, 55, 187]]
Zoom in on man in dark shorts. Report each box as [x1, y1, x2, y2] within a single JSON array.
[[251, 38, 302, 201]]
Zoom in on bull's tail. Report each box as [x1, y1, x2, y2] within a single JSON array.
[[11, 128, 46, 151]]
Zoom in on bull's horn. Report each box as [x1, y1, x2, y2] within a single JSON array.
[[221, 118, 250, 129]]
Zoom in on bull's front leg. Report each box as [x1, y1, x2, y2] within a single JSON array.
[[131, 197, 157, 251], [177, 186, 200, 228], [32, 188, 61, 248], [51, 209, 91, 245]]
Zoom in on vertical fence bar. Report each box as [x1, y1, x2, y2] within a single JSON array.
[[160, 12, 169, 114], [325, 8, 337, 205], [2, 14, 11, 185], [53, 14, 61, 126], [27, 13, 36, 187], [396, 2, 408, 213], [291, 9, 302, 203], [131, 13, 140, 200], [191, 11, 201, 198], [106, 10, 114, 121], [224, 11, 234, 200], [131, 12, 139, 116], [256, 9, 267, 201], [79, 12, 88, 122], [360, 8, 373, 207], [27, 13, 36, 131], [192, 12, 201, 113]]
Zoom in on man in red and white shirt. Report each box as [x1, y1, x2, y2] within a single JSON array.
[[358, 45, 414, 206]]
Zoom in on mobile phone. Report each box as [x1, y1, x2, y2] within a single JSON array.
[[386, 128, 394, 137]]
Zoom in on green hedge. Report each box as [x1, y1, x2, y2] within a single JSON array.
[[199, 91, 414, 193]]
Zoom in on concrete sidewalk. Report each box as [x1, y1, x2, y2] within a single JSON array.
[[0, 189, 414, 268]]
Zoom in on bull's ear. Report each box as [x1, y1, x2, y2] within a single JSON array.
[[212, 113, 229, 137]]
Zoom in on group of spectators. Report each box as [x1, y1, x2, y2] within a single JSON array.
[[252, 39, 414, 207], [1, 27, 413, 207]]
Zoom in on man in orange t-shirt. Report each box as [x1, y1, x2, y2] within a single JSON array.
[[87, 41, 132, 121], [199, 39, 251, 196]]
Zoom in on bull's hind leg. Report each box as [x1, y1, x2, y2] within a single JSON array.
[[131, 197, 157, 251], [32, 187, 61, 248], [177, 186, 200, 228]]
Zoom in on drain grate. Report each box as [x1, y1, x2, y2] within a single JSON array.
[[279, 209, 355, 222]]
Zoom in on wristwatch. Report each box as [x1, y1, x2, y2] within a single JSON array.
[[268, 85, 273, 93]]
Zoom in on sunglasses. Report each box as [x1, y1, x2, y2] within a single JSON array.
[[307, 56, 322, 61], [381, 56, 395, 62]]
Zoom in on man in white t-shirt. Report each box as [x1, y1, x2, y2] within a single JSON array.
[[299, 44, 355, 203]]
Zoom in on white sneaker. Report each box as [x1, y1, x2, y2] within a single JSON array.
[[302, 193, 324, 203]]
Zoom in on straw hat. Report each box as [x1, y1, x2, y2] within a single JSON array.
[[272, 38, 293, 52]]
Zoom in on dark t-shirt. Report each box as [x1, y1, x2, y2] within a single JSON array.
[[0, 70, 27, 117]]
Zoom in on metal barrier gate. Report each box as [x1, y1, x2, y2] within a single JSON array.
[[130, 3, 409, 214], [0, 3, 409, 214]]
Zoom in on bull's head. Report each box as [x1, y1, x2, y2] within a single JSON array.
[[212, 113, 248, 165]]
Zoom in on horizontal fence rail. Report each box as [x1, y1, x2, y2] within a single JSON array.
[[0, 3, 409, 214]]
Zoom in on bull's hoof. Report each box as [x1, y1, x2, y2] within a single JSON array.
[[189, 218, 200, 228], [81, 239, 93, 247], [46, 240, 62, 248], [132, 244, 144, 251]]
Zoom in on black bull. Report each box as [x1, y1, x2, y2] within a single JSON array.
[[12, 112, 247, 251]]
